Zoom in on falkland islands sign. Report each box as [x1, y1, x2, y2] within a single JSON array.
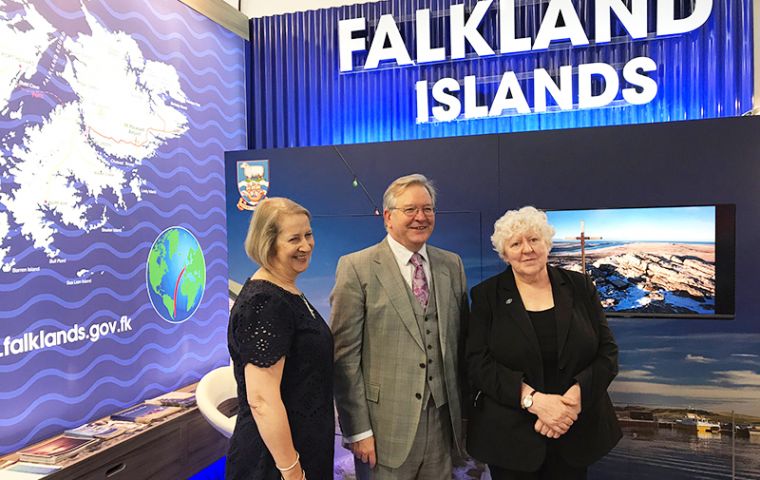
[[338, 0, 714, 123]]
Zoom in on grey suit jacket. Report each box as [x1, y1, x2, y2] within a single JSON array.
[[330, 238, 469, 469]]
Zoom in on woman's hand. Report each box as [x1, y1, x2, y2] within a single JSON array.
[[529, 392, 578, 435], [562, 383, 582, 416], [281, 464, 305, 480], [534, 418, 563, 439]]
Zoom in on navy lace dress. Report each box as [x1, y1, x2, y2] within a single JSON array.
[[226, 279, 334, 480]]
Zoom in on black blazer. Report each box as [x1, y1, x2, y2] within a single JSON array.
[[466, 266, 622, 471]]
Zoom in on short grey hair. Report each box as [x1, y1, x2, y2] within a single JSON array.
[[491, 206, 555, 262], [382, 174, 437, 211], [244, 197, 311, 271]]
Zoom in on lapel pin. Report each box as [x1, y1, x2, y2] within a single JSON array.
[[505, 298, 513, 304]]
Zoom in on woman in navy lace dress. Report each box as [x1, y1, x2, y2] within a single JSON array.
[[226, 198, 333, 480]]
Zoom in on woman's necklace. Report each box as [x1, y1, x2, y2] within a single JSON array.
[[299, 293, 315, 318]]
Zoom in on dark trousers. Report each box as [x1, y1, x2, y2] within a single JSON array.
[[488, 443, 587, 480]]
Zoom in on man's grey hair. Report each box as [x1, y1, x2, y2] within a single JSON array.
[[382, 174, 437, 211]]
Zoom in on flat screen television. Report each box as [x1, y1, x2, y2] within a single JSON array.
[[545, 205, 735, 318]]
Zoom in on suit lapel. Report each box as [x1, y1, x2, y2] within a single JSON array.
[[374, 240, 424, 350], [429, 248, 450, 359], [549, 267, 573, 361], [497, 268, 542, 360]]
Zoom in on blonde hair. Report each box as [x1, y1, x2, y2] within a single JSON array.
[[244, 197, 311, 271], [491, 206, 555, 262]]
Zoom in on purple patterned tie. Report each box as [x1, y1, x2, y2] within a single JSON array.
[[410, 253, 429, 310]]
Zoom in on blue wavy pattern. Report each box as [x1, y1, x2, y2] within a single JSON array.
[[0, 113, 50, 127], [0, 346, 229, 450], [113, 202, 226, 220], [140, 163, 225, 185], [1, 359, 230, 452], [0, 300, 227, 362], [57, 192, 227, 220], [3, 244, 58, 265], [51, 198, 226, 222], [159, 132, 242, 153], [1, 92, 58, 113], [91, 221, 226, 239], [0, 251, 227, 300], [0, 298, 228, 372], [0, 268, 95, 292], [0, 284, 147, 318], [38, 0, 85, 20], [160, 126, 245, 147], [176, 118, 246, 138], [97, 1, 243, 55], [1, 304, 154, 351], [192, 103, 247, 122], [1, 344, 229, 423], [0, 0, 244, 455], [46, 187, 227, 219], [47, 221, 163, 238], [0, 346, 225, 408], [155, 147, 224, 166], [69, 221, 227, 240], [0, 326, 228, 401], [0, 282, 229, 375], [34, 71, 75, 95], [125, 31, 246, 76], [0, 253, 227, 291]]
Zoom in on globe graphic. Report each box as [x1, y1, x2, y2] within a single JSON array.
[[146, 227, 206, 323]]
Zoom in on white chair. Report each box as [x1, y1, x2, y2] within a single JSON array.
[[196, 365, 237, 438]]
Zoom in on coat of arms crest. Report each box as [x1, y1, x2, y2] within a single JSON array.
[[236, 160, 269, 211]]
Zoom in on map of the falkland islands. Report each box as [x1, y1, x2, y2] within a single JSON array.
[[0, 1, 191, 272]]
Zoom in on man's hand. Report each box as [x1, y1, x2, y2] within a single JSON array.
[[529, 392, 578, 435], [349, 436, 376, 468]]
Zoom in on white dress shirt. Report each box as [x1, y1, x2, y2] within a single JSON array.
[[385, 234, 433, 291]]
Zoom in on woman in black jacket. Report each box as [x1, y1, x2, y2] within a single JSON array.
[[466, 206, 621, 480]]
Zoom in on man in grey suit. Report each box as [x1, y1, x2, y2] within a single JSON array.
[[331, 174, 469, 479]]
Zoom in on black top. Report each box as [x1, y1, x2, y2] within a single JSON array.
[[528, 307, 560, 395], [466, 266, 622, 471], [226, 279, 334, 480]]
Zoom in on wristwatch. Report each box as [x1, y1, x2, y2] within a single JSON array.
[[521, 389, 536, 409]]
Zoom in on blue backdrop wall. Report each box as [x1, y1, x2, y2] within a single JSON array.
[[227, 115, 760, 478]]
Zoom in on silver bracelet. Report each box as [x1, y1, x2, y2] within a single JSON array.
[[280, 468, 305, 480], [276, 451, 300, 472]]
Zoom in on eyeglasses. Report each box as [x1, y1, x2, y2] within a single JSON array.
[[390, 206, 436, 217]]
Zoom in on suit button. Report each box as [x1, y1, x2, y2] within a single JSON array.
[[428, 359, 433, 364], [428, 376, 433, 381], [427, 345, 432, 350], [419, 363, 426, 369], [415, 393, 422, 399], [426, 330, 431, 334]]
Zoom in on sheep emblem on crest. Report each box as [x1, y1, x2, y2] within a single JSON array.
[[236, 160, 269, 211]]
